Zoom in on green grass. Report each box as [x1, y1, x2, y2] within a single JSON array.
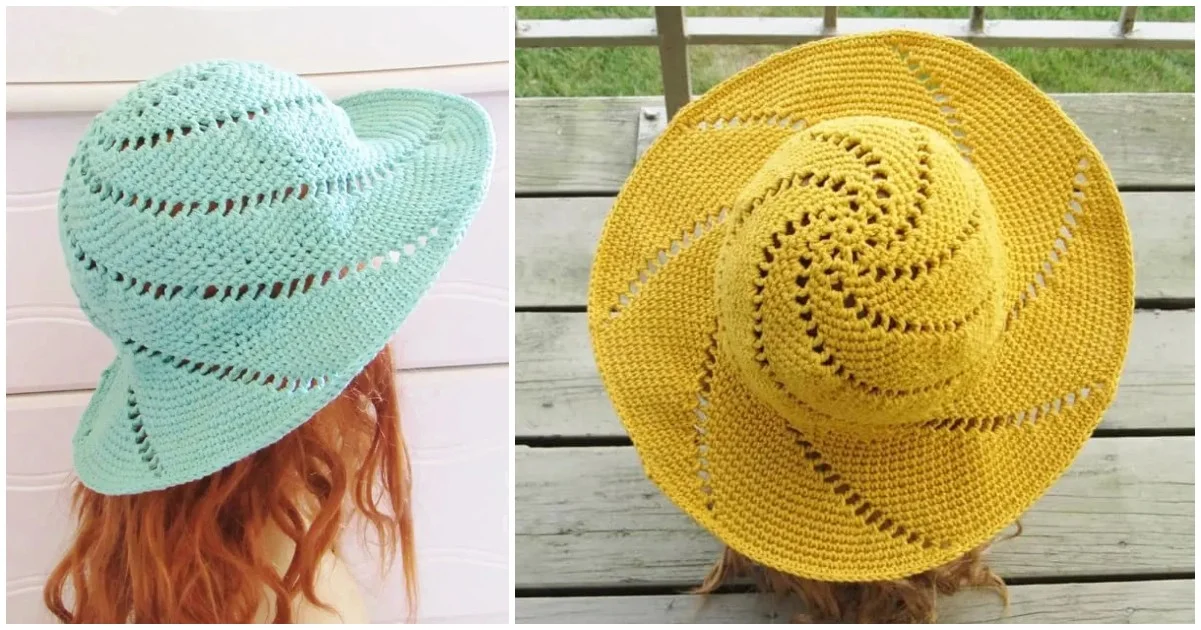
[[516, 6, 1195, 97]]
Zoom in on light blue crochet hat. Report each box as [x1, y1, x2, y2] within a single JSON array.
[[59, 60, 494, 495]]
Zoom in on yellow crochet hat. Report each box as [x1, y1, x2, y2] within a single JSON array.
[[587, 30, 1134, 582]]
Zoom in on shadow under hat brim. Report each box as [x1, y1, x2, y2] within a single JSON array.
[[72, 88, 494, 495], [588, 30, 1133, 581]]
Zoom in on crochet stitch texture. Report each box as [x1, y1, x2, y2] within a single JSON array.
[[588, 31, 1133, 581], [60, 60, 494, 495]]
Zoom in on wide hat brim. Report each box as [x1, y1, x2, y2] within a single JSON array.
[[70, 89, 494, 495], [588, 30, 1133, 581]]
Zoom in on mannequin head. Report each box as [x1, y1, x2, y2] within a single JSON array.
[[44, 348, 414, 623]]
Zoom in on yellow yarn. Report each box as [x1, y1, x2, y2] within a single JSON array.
[[587, 30, 1134, 582]]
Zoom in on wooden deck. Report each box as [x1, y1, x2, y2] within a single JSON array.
[[514, 95, 1195, 624]]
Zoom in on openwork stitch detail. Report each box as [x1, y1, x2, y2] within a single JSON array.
[[608, 207, 729, 319], [860, 216, 980, 284], [77, 110, 448, 219], [743, 136, 982, 398], [84, 177, 315, 218], [891, 45, 974, 162], [837, 283, 990, 335], [695, 112, 808, 132], [1006, 157, 1089, 330], [864, 155, 982, 280], [127, 388, 163, 477], [733, 129, 884, 234], [694, 325, 719, 511], [732, 133, 958, 257], [880, 137, 921, 248], [68, 225, 442, 303], [121, 338, 331, 394], [751, 226, 960, 399], [101, 67, 216, 126], [784, 424, 952, 550], [922, 384, 1097, 431], [786, 302, 958, 398], [101, 95, 325, 153], [811, 129, 882, 159]]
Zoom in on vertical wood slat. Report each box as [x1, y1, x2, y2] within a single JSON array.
[[970, 7, 986, 33], [823, 7, 838, 31], [1120, 7, 1139, 34], [654, 6, 691, 120]]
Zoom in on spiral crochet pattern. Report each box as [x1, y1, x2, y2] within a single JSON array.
[[59, 60, 494, 495], [588, 31, 1133, 581]]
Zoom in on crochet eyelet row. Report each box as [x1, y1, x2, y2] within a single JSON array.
[[690, 324, 949, 549], [76, 109, 448, 219], [122, 338, 331, 394], [891, 45, 974, 161], [68, 224, 441, 304], [693, 324, 719, 511], [751, 222, 961, 399], [95, 94, 327, 153], [731, 129, 887, 239], [694, 111, 807, 132], [923, 384, 1096, 431], [608, 206, 729, 320], [126, 388, 163, 477], [782, 424, 952, 550], [1006, 157, 1090, 330]]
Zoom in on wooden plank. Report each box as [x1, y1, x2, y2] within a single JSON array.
[[517, 580, 1195, 623], [515, 437, 1194, 588], [514, 95, 1195, 194], [515, 17, 1195, 50], [516, 310, 1192, 437], [515, 193, 1194, 308]]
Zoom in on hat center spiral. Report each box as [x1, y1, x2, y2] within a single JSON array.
[[715, 116, 1008, 427]]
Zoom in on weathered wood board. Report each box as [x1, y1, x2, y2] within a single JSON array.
[[515, 437, 1194, 588], [516, 580, 1195, 624], [516, 310, 1194, 436], [515, 95, 1195, 194], [515, 193, 1195, 308]]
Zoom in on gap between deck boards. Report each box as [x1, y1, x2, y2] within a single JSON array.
[[516, 425, 1195, 447], [517, 301, 1195, 313], [516, 184, 1195, 198], [514, 572, 1195, 599]]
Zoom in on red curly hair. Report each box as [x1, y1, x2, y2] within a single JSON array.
[[44, 348, 415, 623]]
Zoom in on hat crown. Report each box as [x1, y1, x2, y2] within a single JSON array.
[[716, 116, 1008, 427], [73, 61, 361, 205]]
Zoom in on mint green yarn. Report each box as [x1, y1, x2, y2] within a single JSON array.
[[59, 60, 494, 495]]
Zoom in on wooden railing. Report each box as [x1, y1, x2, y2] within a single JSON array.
[[516, 7, 1196, 119]]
